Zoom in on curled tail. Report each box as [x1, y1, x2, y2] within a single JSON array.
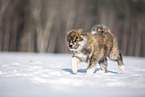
[[91, 24, 111, 34]]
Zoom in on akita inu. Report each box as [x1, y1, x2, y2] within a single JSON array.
[[65, 24, 125, 75]]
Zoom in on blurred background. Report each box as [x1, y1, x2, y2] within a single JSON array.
[[0, 0, 145, 56]]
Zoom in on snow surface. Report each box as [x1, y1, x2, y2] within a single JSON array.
[[0, 52, 145, 97]]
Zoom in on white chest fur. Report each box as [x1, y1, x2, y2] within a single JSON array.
[[74, 53, 88, 62]]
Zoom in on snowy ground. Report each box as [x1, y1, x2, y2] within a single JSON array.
[[0, 52, 145, 97]]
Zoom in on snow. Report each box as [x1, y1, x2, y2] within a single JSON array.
[[0, 52, 145, 97]]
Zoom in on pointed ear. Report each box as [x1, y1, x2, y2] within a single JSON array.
[[67, 29, 75, 35], [78, 29, 87, 37]]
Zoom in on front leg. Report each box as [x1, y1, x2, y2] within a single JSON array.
[[71, 56, 80, 74], [86, 64, 96, 75], [86, 54, 98, 75]]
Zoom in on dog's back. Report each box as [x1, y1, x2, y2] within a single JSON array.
[[90, 28, 114, 58]]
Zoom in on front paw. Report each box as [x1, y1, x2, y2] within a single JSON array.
[[72, 69, 78, 74], [86, 69, 95, 75], [95, 70, 106, 74], [86, 72, 94, 75]]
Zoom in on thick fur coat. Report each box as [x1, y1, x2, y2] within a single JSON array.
[[66, 25, 125, 75]]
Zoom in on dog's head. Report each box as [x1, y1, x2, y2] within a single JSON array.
[[65, 29, 87, 51]]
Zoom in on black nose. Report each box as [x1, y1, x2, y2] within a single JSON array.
[[69, 45, 73, 48]]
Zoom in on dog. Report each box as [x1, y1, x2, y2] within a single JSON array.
[[65, 24, 125, 75]]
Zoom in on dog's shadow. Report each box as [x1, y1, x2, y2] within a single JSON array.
[[62, 68, 118, 74]]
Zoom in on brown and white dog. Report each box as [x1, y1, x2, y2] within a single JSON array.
[[65, 24, 125, 75]]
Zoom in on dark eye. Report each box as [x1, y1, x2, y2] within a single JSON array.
[[75, 37, 78, 41], [67, 37, 69, 40]]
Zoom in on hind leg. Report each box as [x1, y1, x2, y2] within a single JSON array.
[[109, 49, 125, 71], [96, 57, 108, 73]]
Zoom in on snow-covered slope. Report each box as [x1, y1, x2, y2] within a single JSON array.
[[0, 52, 145, 97]]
